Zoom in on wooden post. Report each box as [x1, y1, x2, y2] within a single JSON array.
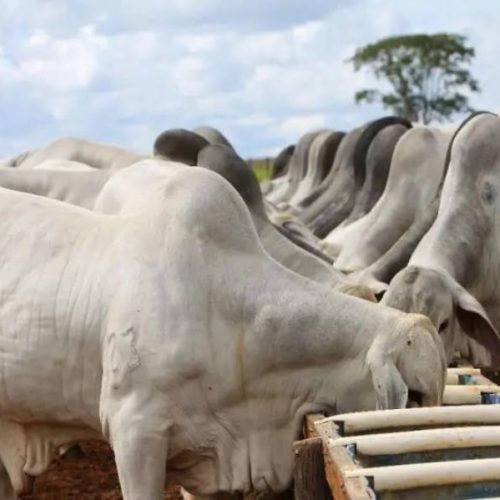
[[293, 437, 332, 500]]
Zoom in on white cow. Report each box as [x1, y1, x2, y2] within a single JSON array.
[[266, 131, 323, 205], [382, 112, 500, 366], [0, 142, 347, 298], [286, 130, 343, 208], [95, 153, 369, 298], [31, 159, 97, 171], [5, 136, 145, 170], [0, 164, 112, 209], [93, 158, 184, 213], [326, 127, 451, 270], [298, 117, 410, 237], [0, 131, 210, 209], [260, 144, 295, 197], [151, 131, 359, 293], [0, 166, 445, 499], [193, 125, 234, 150]]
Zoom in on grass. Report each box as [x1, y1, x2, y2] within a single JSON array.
[[248, 157, 273, 182]]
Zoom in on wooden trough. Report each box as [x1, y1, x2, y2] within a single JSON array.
[[294, 367, 500, 499]]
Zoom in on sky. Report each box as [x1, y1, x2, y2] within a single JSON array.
[[0, 0, 499, 158]]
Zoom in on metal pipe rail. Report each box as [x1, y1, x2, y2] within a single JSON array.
[[293, 366, 500, 499]]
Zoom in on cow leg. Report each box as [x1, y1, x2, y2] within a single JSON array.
[[0, 461, 15, 500], [108, 408, 169, 500], [0, 417, 35, 496]]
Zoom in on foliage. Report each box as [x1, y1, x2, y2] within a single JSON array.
[[248, 158, 273, 182], [349, 33, 480, 123]]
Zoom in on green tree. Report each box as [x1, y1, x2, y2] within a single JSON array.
[[350, 33, 480, 123]]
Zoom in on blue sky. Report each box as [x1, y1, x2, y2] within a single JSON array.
[[0, 0, 498, 157]]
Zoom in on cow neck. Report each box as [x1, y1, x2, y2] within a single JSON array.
[[410, 114, 500, 292], [245, 267, 385, 377]]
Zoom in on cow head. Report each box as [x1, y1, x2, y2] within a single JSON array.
[[365, 313, 446, 409], [382, 266, 500, 365]]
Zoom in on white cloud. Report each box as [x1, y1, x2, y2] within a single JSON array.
[[18, 26, 106, 91], [235, 32, 294, 65], [278, 114, 327, 141], [0, 0, 498, 158], [175, 33, 220, 54], [236, 113, 275, 127], [292, 21, 323, 44], [173, 57, 216, 97], [42, 95, 75, 121]]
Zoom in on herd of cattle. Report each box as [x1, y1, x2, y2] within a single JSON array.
[[0, 111, 498, 499]]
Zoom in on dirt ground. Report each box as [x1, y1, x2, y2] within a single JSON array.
[[19, 441, 183, 500]]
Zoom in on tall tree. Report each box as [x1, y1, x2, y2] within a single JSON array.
[[350, 33, 480, 123]]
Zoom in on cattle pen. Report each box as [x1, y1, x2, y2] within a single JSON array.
[[294, 366, 500, 499]]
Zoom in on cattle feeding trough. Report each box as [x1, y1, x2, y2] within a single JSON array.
[[294, 366, 500, 499]]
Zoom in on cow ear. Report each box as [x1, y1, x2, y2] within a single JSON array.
[[454, 287, 500, 363], [369, 360, 408, 410]]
